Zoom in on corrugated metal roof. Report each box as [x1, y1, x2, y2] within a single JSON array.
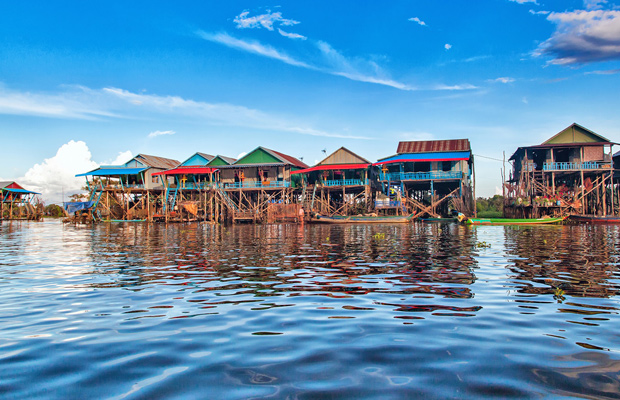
[[264, 148, 309, 169], [2, 187, 40, 195], [76, 167, 147, 177], [196, 152, 215, 160], [153, 167, 218, 176], [375, 152, 471, 165], [397, 139, 471, 154], [134, 154, 180, 169], [217, 155, 237, 164], [0, 181, 14, 189], [317, 147, 371, 166]]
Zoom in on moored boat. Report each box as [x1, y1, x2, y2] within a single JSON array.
[[466, 216, 566, 225], [568, 214, 620, 224], [419, 217, 457, 223], [312, 214, 414, 224]]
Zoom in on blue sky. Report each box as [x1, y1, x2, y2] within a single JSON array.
[[1, 0, 619, 202]]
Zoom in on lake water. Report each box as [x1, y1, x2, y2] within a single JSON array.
[[1, 220, 619, 399]]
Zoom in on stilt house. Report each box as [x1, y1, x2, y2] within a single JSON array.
[[0, 181, 41, 220], [291, 147, 372, 216], [76, 154, 179, 221], [216, 147, 308, 222], [153, 152, 236, 222], [504, 123, 615, 218], [374, 139, 475, 217]]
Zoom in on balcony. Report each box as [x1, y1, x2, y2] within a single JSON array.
[[379, 171, 463, 181], [223, 181, 291, 189], [543, 161, 608, 171], [322, 179, 367, 187], [177, 182, 216, 190]]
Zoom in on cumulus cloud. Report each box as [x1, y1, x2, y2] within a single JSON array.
[[15, 141, 92, 203], [408, 17, 427, 26], [444, 43, 452, 50], [11, 142, 134, 204], [105, 150, 133, 165], [583, 0, 608, 10], [148, 130, 176, 138], [535, 9, 620, 64]]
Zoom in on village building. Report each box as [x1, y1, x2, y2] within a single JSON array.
[[374, 139, 475, 217], [153, 153, 236, 222], [0, 181, 42, 220], [504, 123, 615, 218], [215, 147, 308, 223], [291, 147, 372, 216], [75, 154, 179, 221]]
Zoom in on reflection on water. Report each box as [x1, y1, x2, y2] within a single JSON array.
[[0, 220, 619, 399]]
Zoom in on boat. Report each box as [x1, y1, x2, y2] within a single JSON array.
[[419, 217, 457, 223], [466, 216, 566, 225], [568, 214, 620, 224], [312, 213, 414, 224]]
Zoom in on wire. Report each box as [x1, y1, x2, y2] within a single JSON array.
[[473, 154, 504, 162]]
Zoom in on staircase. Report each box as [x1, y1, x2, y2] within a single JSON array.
[[163, 187, 179, 214], [89, 182, 104, 220]]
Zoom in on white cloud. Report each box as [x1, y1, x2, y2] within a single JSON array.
[[583, 0, 608, 10], [408, 17, 427, 26], [148, 130, 176, 138], [529, 10, 550, 15], [509, 0, 538, 4], [13, 142, 134, 204], [445, 43, 452, 50], [105, 150, 133, 165], [535, 9, 620, 64], [234, 10, 299, 31], [197, 31, 312, 68], [0, 84, 365, 140], [278, 28, 306, 40], [17, 141, 97, 204], [585, 68, 620, 74], [236, 152, 248, 160], [489, 77, 516, 83], [522, 97, 529, 104], [0, 84, 117, 120], [433, 83, 478, 90]]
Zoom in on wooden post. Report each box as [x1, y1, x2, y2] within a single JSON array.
[[580, 170, 585, 215]]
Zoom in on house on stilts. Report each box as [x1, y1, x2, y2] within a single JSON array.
[[153, 152, 236, 222], [374, 139, 475, 218], [216, 147, 308, 223], [504, 123, 616, 218], [1, 181, 42, 220], [292, 147, 373, 216], [75, 154, 179, 221]]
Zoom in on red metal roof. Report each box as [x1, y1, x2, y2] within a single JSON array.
[[152, 167, 218, 176], [397, 139, 471, 154], [291, 163, 370, 175], [268, 149, 309, 169]]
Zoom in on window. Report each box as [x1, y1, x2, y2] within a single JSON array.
[[152, 176, 159, 184], [442, 161, 452, 172]]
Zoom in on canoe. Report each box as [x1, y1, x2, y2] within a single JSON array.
[[419, 217, 457, 223], [312, 214, 413, 224], [104, 219, 147, 222], [466, 216, 566, 225], [569, 215, 620, 224]]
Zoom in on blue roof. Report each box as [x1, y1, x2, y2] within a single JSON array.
[[76, 167, 147, 177], [1, 188, 40, 194]]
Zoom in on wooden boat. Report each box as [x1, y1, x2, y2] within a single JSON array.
[[466, 216, 566, 225], [312, 214, 414, 224], [419, 217, 457, 223], [569, 215, 620, 224]]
